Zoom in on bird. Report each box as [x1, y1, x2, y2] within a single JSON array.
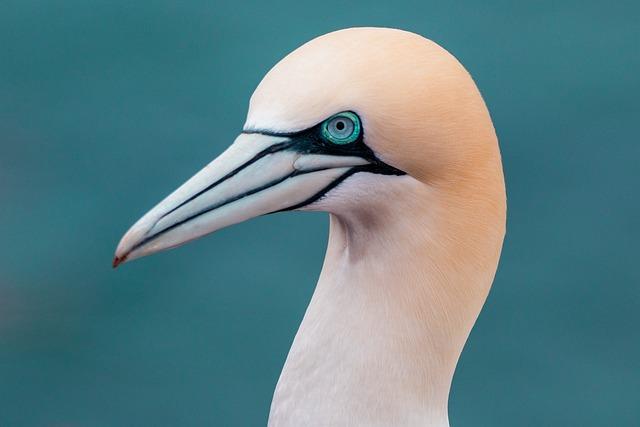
[[113, 27, 506, 427]]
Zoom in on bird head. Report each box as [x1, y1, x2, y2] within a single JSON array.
[[114, 27, 501, 267]]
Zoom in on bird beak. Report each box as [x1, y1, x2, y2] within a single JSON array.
[[113, 132, 369, 267]]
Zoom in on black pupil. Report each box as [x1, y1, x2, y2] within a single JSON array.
[[336, 120, 345, 131]]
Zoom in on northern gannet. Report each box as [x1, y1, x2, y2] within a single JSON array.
[[114, 27, 506, 427]]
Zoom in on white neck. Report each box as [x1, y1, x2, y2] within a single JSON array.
[[268, 174, 504, 427]]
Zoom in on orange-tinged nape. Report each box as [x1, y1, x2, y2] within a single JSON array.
[[246, 26, 506, 282]]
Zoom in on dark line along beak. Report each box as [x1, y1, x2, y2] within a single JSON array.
[[113, 131, 400, 266]]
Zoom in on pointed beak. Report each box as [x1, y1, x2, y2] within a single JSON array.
[[113, 132, 369, 267]]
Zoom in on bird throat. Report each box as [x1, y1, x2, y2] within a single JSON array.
[[267, 176, 502, 427]]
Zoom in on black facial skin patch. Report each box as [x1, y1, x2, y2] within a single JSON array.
[[132, 113, 405, 252]]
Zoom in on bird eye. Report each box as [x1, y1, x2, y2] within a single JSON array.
[[321, 112, 361, 145]]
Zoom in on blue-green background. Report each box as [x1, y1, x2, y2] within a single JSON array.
[[1, 1, 638, 426]]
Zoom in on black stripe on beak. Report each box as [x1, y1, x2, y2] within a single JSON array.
[[130, 118, 405, 254]]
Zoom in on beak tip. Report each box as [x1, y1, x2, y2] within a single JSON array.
[[112, 255, 126, 269]]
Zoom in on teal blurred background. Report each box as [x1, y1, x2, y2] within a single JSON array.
[[1, 0, 638, 425]]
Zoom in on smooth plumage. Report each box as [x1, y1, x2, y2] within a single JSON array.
[[114, 27, 506, 427]]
